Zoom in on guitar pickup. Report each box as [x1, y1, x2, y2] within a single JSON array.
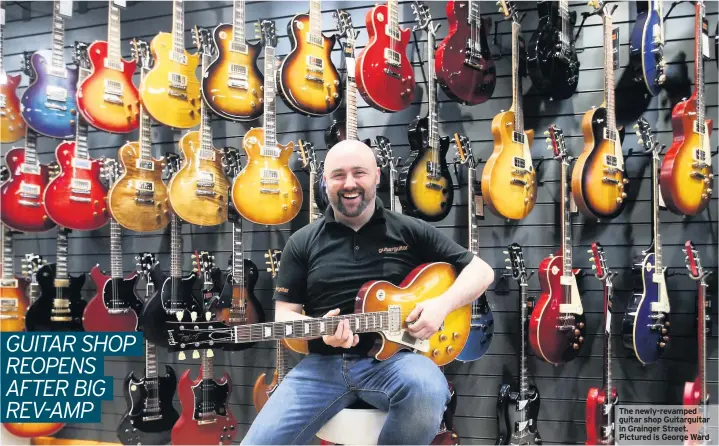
[[693, 120, 706, 135], [0, 94, 6, 109], [229, 64, 248, 80], [230, 42, 248, 54], [72, 158, 92, 170], [604, 154, 618, 168], [510, 178, 527, 186], [425, 182, 442, 191], [383, 68, 401, 79], [198, 149, 216, 162], [103, 58, 122, 71], [46, 85, 68, 102], [196, 171, 215, 188], [104, 79, 123, 96], [260, 188, 280, 194], [47, 67, 68, 79], [170, 51, 187, 65], [306, 33, 323, 47], [602, 177, 620, 184], [135, 181, 155, 195], [136, 159, 154, 171], [20, 163, 41, 175], [19, 182, 41, 198], [306, 55, 324, 73], [304, 74, 323, 83], [603, 128, 618, 141], [71, 178, 91, 193], [512, 132, 525, 145], [168, 73, 188, 90], [384, 48, 401, 67], [260, 168, 279, 185], [512, 156, 527, 170], [0, 282, 19, 290]]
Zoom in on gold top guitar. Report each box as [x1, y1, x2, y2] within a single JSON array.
[[277, 0, 342, 116], [108, 40, 170, 233], [201, 0, 264, 122], [139, 0, 201, 129], [232, 21, 303, 226], [481, 0, 537, 221], [167, 28, 230, 227], [571, 0, 628, 220]]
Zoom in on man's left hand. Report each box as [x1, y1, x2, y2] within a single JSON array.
[[405, 297, 450, 341]]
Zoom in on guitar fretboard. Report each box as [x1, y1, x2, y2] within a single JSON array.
[[603, 279, 614, 405], [603, 11, 616, 134], [695, 2, 705, 128], [55, 229, 70, 284], [75, 55, 92, 160], [467, 166, 481, 318], [201, 349, 214, 380], [426, 27, 440, 172], [388, 0, 399, 42], [276, 341, 289, 383], [23, 130, 39, 165], [309, 0, 322, 43], [519, 280, 529, 403], [231, 222, 244, 286], [468, 1, 482, 54], [232, 0, 246, 48], [309, 170, 319, 221], [560, 152, 572, 281], [1, 227, 14, 281], [145, 338, 158, 379], [199, 52, 213, 155], [344, 36, 358, 140], [262, 46, 278, 156], [139, 65, 153, 161], [51, 0, 65, 69], [170, 215, 182, 279], [651, 146, 663, 272], [171, 0, 185, 57], [559, 0, 570, 52], [511, 21, 524, 133], [106, 2, 122, 69], [109, 219, 123, 279]]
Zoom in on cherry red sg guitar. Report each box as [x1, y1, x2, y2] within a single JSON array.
[[355, 0, 415, 112]]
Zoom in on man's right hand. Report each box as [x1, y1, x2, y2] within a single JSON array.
[[322, 308, 359, 349]]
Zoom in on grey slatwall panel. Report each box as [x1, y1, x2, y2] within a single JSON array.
[[2, 1, 718, 444]]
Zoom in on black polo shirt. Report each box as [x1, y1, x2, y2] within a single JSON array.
[[273, 197, 475, 355]]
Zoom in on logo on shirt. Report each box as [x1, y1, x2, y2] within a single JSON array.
[[378, 245, 408, 254], [275, 286, 289, 293]]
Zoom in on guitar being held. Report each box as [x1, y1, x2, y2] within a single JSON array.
[[242, 137, 494, 445]]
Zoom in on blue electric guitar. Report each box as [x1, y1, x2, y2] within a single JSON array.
[[453, 134, 494, 362], [622, 118, 670, 365], [20, 0, 78, 139], [629, 0, 666, 96]]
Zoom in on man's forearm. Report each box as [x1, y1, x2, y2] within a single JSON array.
[[441, 256, 495, 312]]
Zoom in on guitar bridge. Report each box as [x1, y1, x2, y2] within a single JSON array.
[[18, 200, 41, 207], [260, 188, 280, 194], [19, 182, 41, 198], [134, 197, 155, 205], [602, 177, 620, 184], [142, 414, 163, 422], [168, 90, 188, 100], [510, 178, 527, 187], [425, 182, 442, 191], [45, 102, 68, 111], [383, 68, 401, 79], [304, 74, 324, 84], [195, 189, 217, 197]]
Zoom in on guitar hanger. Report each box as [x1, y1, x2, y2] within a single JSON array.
[[573, 2, 618, 43], [663, 0, 689, 22]]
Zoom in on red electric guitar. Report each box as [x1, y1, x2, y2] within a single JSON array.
[[682, 241, 712, 445], [76, 0, 140, 133], [172, 348, 237, 445], [355, 0, 415, 112], [435, 1, 496, 105], [44, 43, 110, 231], [1, 129, 57, 232], [529, 125, 586, 365], [585, 242, 618, 445], [82, 160, 143, 332]]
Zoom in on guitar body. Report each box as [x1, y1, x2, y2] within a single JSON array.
[[139, 33, 201, 129], [529, 252, 585, 365], [140, 274, 199, 347], [25, 264, 86, 332], [231, 127, 303, 225], [172, 368, 237, 445], [621, 252, 669, 365], [202, 24, 264, 122], [82, 266, 141, 332], [0, 148, 56, 232], [585, 386, 618, 445], [456, 294, 494, 361], [109, 141, 170, 232], [252, 369, 277, 412], [434, 1, 495, 105], [44, 142, 109, 231], [278, 14, 342, 116], [482, 110, 536, 220], [659, 95, 713, 216], [117, 366, 179, 445], [217, 263, 265, 350], [20, 51, 78, 139], [2, 423, 64, 438], [77, 41, 140, 133], [357, 262, 471, 366], [571, 107, 627, 219], [629, 1, 664, 97], [1, 73, 25, 143], [168, 131, 229, 227], [355, 4, 415, 112], [495, 383, 542, 445], [397, 117, 453, 222], [683, 377, 707, 445], [527, 2, 579, 100], [0, 278, 28, 332]]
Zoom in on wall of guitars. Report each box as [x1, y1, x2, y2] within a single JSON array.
[[0, 0, 717, 444]]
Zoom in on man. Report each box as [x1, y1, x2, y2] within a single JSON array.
[[243, 140, 494, 445]]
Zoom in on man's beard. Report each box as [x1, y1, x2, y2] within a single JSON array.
[[332, 186, 374, 218]]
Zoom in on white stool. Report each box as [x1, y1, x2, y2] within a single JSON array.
[[316, 405, 388, 445]]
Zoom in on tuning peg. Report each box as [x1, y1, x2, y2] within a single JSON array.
[[547, 145, 553, 151], [178, 351, 186, 361], [191, 311, 198, 322], [505, 266, 512, 270], [205, 312, 212, 321], [586, 249, 593, 254], [503, 250, 509, 254], [175, 311, 184, 322], [192, 350, 200, 359], [591, 264, 597, 269], [505, 258, 510, 263], [633, 123, 639, 129], [207, 349, 214, 358], [638, 138, 644, 145]]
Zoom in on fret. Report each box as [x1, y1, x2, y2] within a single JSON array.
[[511, 21, 524, 133], [170, 215, 182, 278], [109, 220, 123, 279], [309, 0, 322, 40], [51, 0, 65, 69], [695, 2, 705, 127], [199, 53, 212, 153], [388, 0, 399, 41], [55, 229, 69, 282], [24, 130, 39, 165], [263, 46, 277, 155], [74, 51, 92, 160], [559, 0, 569, 52], [561, 156, 571, 278], [519, 281, 529, 399], [1, 227, 14, 281], [171, 0, 185, 57], [201, 349, 213, 380], [232, 0, 246, 46], [232, 222, 243, 285], [106, 1, 122, 67], [604, 13, 616, 133], [145, 339, 158, 379]]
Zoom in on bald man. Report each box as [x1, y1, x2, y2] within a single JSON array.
[[243, 140, 495, 445]]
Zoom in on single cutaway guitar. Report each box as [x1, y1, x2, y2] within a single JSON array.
[[622, 118, 670, 365], [496, 243, 541, 445], [481, 0, 537, 221], [139, 0, 201, 129], [398, 4, 453, 222], [530, 125, 585, 365], [629, 0, 666, 97], [1, 6, 25, 144], [585, 242, 618, 445], [108, 39, 170, 233], [77, 0, 140, 133]]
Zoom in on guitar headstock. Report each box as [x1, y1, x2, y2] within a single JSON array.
[[192, 26, 214, 56], [412, 1, 439, 34], [22, 253, 46, 281], [375, 136, 397, 169], [589, 242, 613, 282], [100, 158, 121, 187], [73, 41, 91, 70], [164, 152, 182, 180], [334, 9, 359, 45], [497, 0, 519, 21], [634, 117, 661, 157], [135, 252, 157, 280], [0, 165, 8, 182], [684, 240, 709, 282], [222, 146, 242, 179], [192, 250, 216, 278], [546, 124, 570, 162], [453, 133, 475, 169], [265, 249, 282, 279], [506, 243, 527, 284], [166, 320, 233, 352], [256, 20, 277, 48], [297, 140, 317, 175], [131, 39, 152, 69], [21, 51, 33, 78]]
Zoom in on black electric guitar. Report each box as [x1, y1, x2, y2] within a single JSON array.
[[194, 250, 224, 319], [139, 154, 201, 347], [496, 244, 542, 445], [527, 0, 580, 100], [398, 3, 453, 222], [298, 140, 328, 221], [25, 227, 86, 332], [117, 253, 179, 446], [375, 136, 402, 213]]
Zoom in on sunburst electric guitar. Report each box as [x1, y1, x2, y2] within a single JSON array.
[[1, 2, 26, 144], [0, 226, 29, 333]]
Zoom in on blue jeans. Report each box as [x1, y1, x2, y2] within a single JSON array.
[[242, 351, 451, 445]]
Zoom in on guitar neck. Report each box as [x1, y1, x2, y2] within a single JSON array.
[[602, 12, 616, 134], [109, 219, 123, 279], [1, 226, 15, 281], [518, 278, 529, 402], [263, 46, 277, 155], [309, 0, 322, 42], [75, 58, 91, 160], [427, 31, 439, 151], [559, 0, 570, 51], [694, 2, 705, 126], [139, 66, 153, 161], [652, 151, 663, 271], [388, 0, 399, 41], [51, 0, 65, 69], [560, 156, 572, 278], [345, 39, 358, 140], [309, 171, 318, 222], [171, 0, 185, 57], [107, 1, 122, 67], [231, 221, 244, 285], [170, 215, 182, 279], [24, 130, 39, 164], [468, 167, 478, 257], [232, 0, 246, 48], [697, 277, 708, 404], [55, 229, 70, 285], [145, 338, 159, 379], [511, 21, 524, 133], [276, 341, 289, 383], [201, 349, 214, 380], [603, 280, 613, 396], [199, 53, 213, 157]]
